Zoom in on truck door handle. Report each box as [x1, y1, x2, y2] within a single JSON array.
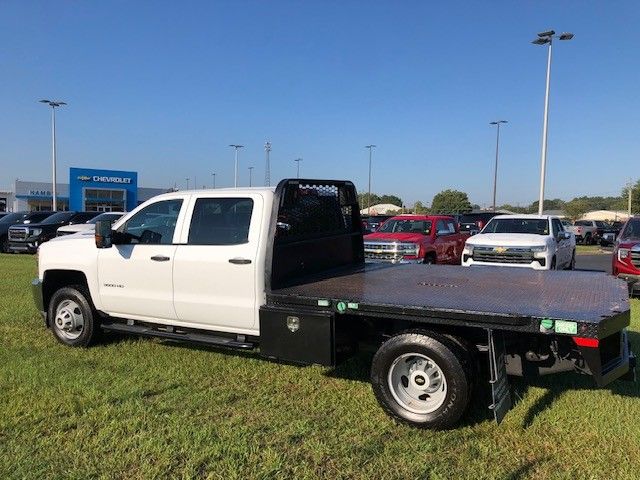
[[150, 255, 170, 262], [229, 258, 252, 265]]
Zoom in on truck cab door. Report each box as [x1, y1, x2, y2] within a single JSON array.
[[172, 194, 263, 333], [553, 218, 570, 267], [434, 219, 452, 263], [97, 197, 187, 321]]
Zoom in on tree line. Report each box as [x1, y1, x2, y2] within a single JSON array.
[[360, 179, 639, 219]]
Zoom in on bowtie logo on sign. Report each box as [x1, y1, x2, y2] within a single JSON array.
[[77, 175, 132, 184]]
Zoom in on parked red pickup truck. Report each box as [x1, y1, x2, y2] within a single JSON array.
[[364, 214, 467, 264], [612, 216, 640, 293]]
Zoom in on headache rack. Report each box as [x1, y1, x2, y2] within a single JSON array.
[[266, 179, 364, 291]]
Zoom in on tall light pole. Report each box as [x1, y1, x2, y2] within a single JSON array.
[[248, 166, 254, 187], [489, 121, 507, 212], [39, 99, 66, 210], [264, 141, 272, 186], [628, 179, 633, 217], [294, 158, 302, 178], [532, 30, 574, 215], [185, 178, 190, 190], [211, 172, 216, 189], [365, 145, 376, 215], [229, 144, 244, 187]]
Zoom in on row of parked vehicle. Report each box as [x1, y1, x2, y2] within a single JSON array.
[[363, 212, 576, 270], [363, 211, 640, 293], [0, 211, 123, 253]]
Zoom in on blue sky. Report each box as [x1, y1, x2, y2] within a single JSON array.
[[1, 1, 639, 207]]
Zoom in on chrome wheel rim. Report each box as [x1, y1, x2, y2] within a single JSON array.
[[53, 299, 84, 340], [387, 353, 447, 414]]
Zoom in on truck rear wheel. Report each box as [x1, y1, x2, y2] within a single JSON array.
[[48, 286, 98, 347], [371, 331, 470, 429]]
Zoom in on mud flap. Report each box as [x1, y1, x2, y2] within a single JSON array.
[[488, 329, 513, 424]]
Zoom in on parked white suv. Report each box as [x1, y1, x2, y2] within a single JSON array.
[[461, 214, 576, 270]]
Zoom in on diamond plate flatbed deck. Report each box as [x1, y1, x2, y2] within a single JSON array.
[[267, 264, 630, 336]]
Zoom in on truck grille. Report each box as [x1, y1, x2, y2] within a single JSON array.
[[364, 242, 415, 263], [631, 251, 640, 269], [8, 227, 28, 241], [472, 246, 534, 264]]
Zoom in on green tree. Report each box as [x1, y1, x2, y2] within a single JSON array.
[[379, 195, 403, 207], [413, 201, 429, 214], [430, 190, 472, 214], [529, 198, 566, 213], [621, 179, 640, 214], [564, 199, 591, 220]]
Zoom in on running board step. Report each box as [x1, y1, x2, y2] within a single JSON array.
[[101, 322, 255, 350]]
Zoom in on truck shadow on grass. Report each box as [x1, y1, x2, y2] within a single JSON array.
[[511, 329, 640, 428], [326, 331, 640, 430]]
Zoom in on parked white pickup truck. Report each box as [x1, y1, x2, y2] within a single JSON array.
[[461, 214, 576, 270], [31, 180, 633, 429]]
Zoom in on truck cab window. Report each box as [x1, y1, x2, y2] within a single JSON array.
[[188, 198, 253, 245], [119, 199, 183, 245]]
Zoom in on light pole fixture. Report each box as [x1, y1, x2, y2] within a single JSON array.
[[489, 121, 507, 212], [294, 158, 303, 178], [264, 141, 272, 186], [365, 145, 376, 215], [229, 144, 244, 188], [532, 29, 574, 215], [39, 99, 67, 211], [248, 166, 254, 187], [211, 172, 216, 189]]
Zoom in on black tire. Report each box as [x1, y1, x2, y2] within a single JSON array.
[[48, 286, 99, 347], [424, 254, 436, 265], [584, 234, 592, 245], [371, 331, 471, 429], [0, 235, 7, 253], [550, 256, 557, 270]]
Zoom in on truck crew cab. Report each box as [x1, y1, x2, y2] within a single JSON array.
[[32, 179, 635, 429], [363, 214, 466, 264]]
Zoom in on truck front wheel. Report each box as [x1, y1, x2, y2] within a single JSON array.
[[371, 331, 470, 429], [48, 286, 98, 347]]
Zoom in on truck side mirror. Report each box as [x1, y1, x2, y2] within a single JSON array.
[[95, 220, 113, 249]]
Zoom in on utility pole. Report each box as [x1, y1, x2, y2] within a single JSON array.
[[628, 179, 633, 217], [185, 178, 190, 190], [365, 145, 376, 215], [39, 99, 67, 211], [211, 172, 216, 189], [294, 158, 303, 178], [532, 30, 574, 215], [248, 166, 254, 187], [229, 144, 244, 188], [489, 121, 507, 212], [264, 141, 271, 186]]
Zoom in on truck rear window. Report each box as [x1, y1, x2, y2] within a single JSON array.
[[188, 198, 253, 245]]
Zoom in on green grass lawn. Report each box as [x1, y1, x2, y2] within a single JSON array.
[[1, 254, 639, 479], [576, 244, 611, 255]]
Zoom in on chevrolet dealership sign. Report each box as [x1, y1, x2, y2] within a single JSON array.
[[77, 175, 132, 184]]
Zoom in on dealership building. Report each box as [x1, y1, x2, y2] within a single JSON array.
[[4, 167, 170, 212]]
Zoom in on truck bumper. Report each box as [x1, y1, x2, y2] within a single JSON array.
[[579, 329, 636, 387], [9, 241, 38, 254], [365, 258, 422, 265], [31, 278, 47, 325], [616, 273, 640, 294]]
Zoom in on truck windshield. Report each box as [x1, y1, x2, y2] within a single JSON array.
[[482, 218, 549, 235], [0, 212, 26, 224], [40, 212, 75, 225], [620, 219, 640, 240], [378, 219, 432, 234]]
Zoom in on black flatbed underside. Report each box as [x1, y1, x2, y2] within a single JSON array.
[[267, 264, 630, 336]]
